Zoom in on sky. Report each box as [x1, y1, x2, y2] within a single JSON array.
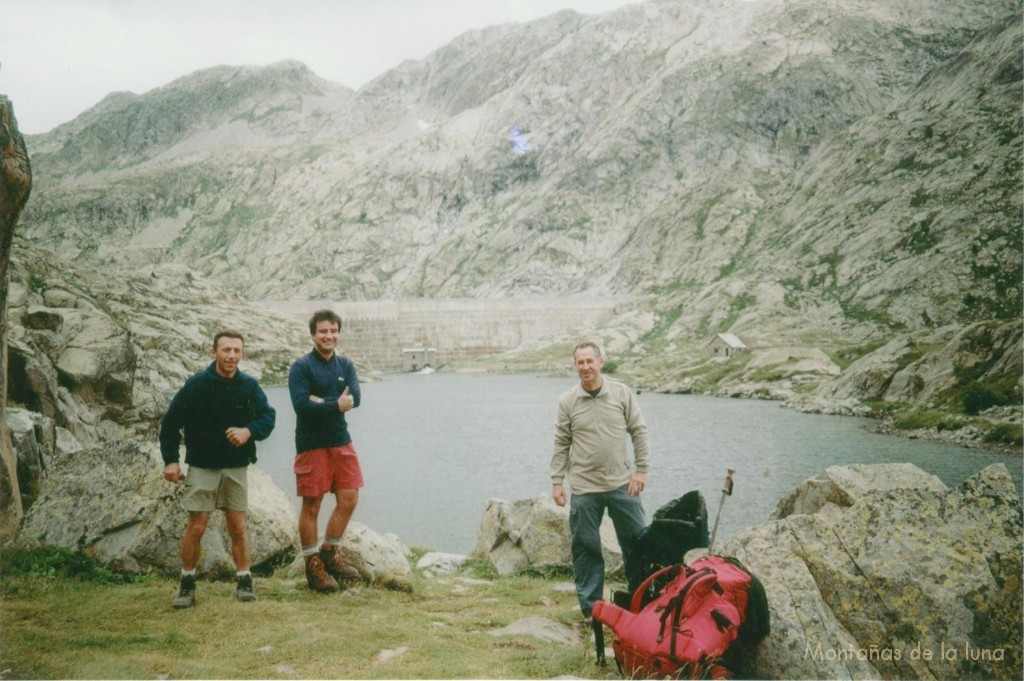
[[1, 0, 642, 135]]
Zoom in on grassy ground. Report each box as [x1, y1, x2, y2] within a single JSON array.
[[0, 554, 613, 680]]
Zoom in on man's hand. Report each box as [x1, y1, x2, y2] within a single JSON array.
[[163, 462, 182, 484], [628, 472, 647, 497], [552, 483, 568, 507], [226, 427, 252, 447], [337, 386, 354, 412]]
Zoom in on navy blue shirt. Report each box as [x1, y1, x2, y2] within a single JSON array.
[[288, 350, 361, 453], [159, 363, 276, 469]]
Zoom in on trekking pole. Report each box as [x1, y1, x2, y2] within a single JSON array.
[[592, 618, 607, 666], [707, 468, 735, 554]]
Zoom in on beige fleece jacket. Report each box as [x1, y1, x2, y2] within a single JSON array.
[[550, 378, 650, 494]]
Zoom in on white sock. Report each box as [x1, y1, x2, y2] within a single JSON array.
[[181, 569, 196, 577]]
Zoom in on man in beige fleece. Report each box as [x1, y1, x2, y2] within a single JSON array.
[[551, 341, 650, 621]]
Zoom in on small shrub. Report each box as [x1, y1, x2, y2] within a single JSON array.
[[983, 422, 1023, 447], [1, 547, 144, 584], [960, 383, 1012, 415]]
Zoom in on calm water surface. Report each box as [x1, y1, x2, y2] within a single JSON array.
[[257, 373, 1021, 553]]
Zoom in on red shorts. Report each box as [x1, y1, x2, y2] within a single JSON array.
[[294, 443, 364, 498]]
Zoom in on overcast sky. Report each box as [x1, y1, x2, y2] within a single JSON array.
[[1, 0, 643, 135]]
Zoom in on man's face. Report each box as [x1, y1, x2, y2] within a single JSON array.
[[574, 346, 604, 387], [211, 336, 244, 378], [312, 320, 340, 358]]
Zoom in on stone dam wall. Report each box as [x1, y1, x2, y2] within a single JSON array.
[[257, 297, 644, 371]]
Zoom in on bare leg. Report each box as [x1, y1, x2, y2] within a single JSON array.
[[181, 511, 211, 571], [300, 495, 324, 548], [325, 488, 358, 541], [225, 510, 251, 572]]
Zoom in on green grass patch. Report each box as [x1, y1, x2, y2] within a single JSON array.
[[891, 409, 963, 432], [1, 546, 149, 585], [1, 565, 598, 679]]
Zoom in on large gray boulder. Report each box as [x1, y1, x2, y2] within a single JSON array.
[[772, 462, 947, 519], [475, 495, 622, 576], [721, 463, 1022, 680], [17, 439, 297, 578], [280, 520, 413, 590]]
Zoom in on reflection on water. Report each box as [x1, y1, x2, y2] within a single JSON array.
[[257, 373, 1021, 553]]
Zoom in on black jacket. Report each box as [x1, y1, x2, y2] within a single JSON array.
[[159, 363, 276, 469]]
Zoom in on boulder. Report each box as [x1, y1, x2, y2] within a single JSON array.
[[337, 521, 413, 587], [281, 521, 412, 590], [17, 440, 298, 578], [720, 463, 1022, 680], [475, 495, 622, 576], [772, 462, 946, 519], [417, 551, 468, 575]]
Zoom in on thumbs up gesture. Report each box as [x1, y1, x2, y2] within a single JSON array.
[[337, 386, 354, 412]]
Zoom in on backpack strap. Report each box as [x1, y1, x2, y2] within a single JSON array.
[[630, 564, 683, 613]]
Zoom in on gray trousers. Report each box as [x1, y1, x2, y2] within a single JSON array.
[[569, 484, 647, 616]]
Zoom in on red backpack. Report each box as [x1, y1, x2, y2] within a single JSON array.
[[592, 555, 768, 679]]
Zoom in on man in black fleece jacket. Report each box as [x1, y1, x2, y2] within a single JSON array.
[[160, 330, 276, 608]]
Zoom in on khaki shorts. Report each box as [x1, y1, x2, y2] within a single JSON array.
[[182, 465, 248, 512]]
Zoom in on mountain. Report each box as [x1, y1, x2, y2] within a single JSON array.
[[10, 0, 1023, 435]]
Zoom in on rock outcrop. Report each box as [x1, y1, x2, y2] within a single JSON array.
[[813, 321, 1024, 409], [4, 407, 82, 514], [720, 463, 1022, 680], [16, 440, 298, 578], [1, 95, 33, 542], [6, 242, 307, 449], [475, 495, 623, 577]]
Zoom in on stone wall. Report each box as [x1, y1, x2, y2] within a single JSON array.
[[258, 297, 645, 371]]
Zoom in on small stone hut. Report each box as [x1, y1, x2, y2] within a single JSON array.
[[708, 332, 747, 358]]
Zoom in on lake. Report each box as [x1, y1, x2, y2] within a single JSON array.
[[256, 372, 1021, 553]]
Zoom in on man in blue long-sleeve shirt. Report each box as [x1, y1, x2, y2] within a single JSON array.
[[160, 330, 276, 608], [288, 309, 364, 592]]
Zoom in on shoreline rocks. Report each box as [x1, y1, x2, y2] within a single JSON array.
[[722, 462, 1022, 681]]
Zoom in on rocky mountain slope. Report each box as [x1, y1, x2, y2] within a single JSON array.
[[9, 0, 1023, 439]]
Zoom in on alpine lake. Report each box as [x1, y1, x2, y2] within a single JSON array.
[[256, 372, 1022, 554]]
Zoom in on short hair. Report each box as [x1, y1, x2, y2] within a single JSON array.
[[572, 341, 603, 359], [308, 309, 342, 334], [213, 330, 245, 350]]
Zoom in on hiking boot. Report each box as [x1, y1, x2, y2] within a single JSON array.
[[319, 543, 361, 581], [172, 574, 197, 609], [235, 574, 257, 602], [305, 554, 340, 593]]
